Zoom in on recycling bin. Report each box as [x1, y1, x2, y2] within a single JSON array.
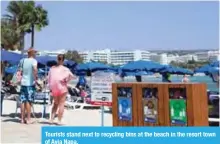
[[136, 83, 165, 126], [164, 83, 209, 126], [112, 83, 138, 126], [112, 83, 209, 126]]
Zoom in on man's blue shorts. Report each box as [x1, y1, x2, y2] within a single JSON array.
[[20, 86, 36, 103]]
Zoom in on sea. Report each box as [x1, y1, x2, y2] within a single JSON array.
[[71, 75, 219, 92]]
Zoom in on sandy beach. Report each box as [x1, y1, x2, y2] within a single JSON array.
[[1, 100, 112, 143]]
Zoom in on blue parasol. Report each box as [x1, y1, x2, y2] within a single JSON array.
[[159, 66, 193, 75], [121, 60, 165, 72], [1, 50, 22, 64], [76, 62, 112, 72]]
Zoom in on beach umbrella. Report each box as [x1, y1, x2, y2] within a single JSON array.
[[4, 66, 18, 74], [75, 71, 87, 76], [208, 67, 219, 73], [194, 61, 219, 83], [209, 60, 219, 67], [5, 66, 46, 75], [208, 67, 219, 83], [64, 60, 76, 67], [36, 55, 57, 66], [160, 66, 193, 75], [194, 64, 213, 74], [123, 71, 153, 76], [195, 60, 219, 74], [36, 56, 77, 69], [1, 50, 22, 64], [102, 68, 118, 74], [64, 60, 77, 73], [76, 62, 112, 72], [121, 60, 165, 72], [194, 61, 219, 75]]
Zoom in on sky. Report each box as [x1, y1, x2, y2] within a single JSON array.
[[1, 1, 219, 51]]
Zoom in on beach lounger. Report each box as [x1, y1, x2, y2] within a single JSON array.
[[65, 96, 100, 110]]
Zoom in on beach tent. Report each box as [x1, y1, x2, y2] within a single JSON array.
[[1, 50, 22, 64], [121, 60, 165, 72]]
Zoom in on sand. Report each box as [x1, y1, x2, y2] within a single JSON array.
[[1, 100, 113, 143]]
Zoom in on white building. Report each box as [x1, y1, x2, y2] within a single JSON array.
[[209, 54, 220, 61], [195, 52, 209, 61], [167, 54, 179, 64], [208, 51, 220, 61], [79, 49, 151, 65], [37, 49, 67, 57], [195, 50, 219, 61], [149, 53, 168, 65], [177, 54, 198, 63], [79, 49, 111, 63]]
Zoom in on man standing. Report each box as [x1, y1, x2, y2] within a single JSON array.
[[20, 48, 38, 124]]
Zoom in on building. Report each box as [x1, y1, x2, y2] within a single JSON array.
[[195, 52, 209, 61], [110, 50, 151, 65], [177, 54, 198, 63], [167, 54, 179, 64], [208, 51, 220, 61], [79, 49, 111, 63], [79, 49, 151, 65], [150, 53, 168, 65], [195, 50, 219, 61], [37, 49, 67, 57], [209, 54, 220, 61]]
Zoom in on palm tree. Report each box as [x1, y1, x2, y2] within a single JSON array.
[[19, 1, 49, 47], [2, 1, 26, 50], [1, 18, 21, 50], [3, 1, 49, 49]]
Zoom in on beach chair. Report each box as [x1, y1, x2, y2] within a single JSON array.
[[65, 99, 96, 110], [65, 90, 100, 110]]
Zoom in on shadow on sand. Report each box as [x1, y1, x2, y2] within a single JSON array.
[[1, 112, 51, 123], [1, 112, 61, 125], [1, 118, 21, 123]]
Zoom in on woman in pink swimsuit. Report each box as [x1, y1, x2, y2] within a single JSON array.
[[48, 54, 75, 125]]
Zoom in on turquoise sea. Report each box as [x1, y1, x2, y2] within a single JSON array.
[[120, 75, 219, 92], [71, 75, 219, 92]]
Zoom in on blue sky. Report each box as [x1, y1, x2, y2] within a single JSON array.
[[1, 1, 219, 51]]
